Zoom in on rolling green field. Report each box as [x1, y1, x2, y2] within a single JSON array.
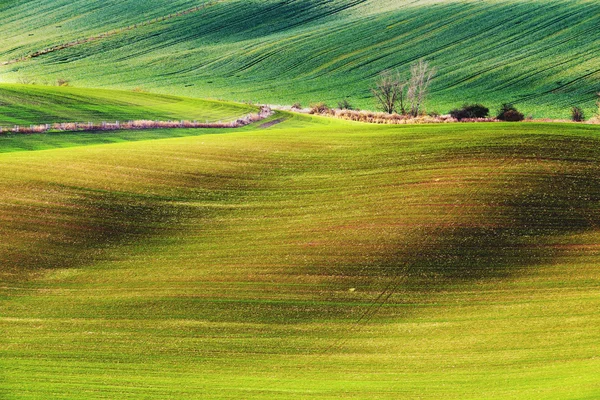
[[2, 112, 600, 398], [0, 0, 599, 118], [1, 0, 600, 397], [0, 84, 255, 126]]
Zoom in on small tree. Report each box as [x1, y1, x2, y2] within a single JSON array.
[[497, 103, 524, 122], [371, 70, 407, 114], [337, 99, 353, 110], [407, 59, 436, 117], [571, 106, 585, 122]]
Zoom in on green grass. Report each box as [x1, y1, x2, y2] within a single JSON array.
[[2, 115, 600, 398], [0, 84, 255, 125], [1, 0, 599, 118]]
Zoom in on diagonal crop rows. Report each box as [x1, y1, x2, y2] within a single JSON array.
[[1, 1, 226, 66]]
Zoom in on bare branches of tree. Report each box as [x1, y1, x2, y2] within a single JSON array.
[[407, 59, 436, 117], [371, 70, 407, 114], [372, 59, 436, 116]]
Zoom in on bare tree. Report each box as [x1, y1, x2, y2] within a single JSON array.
[[407, 59, 436, 117], [371, 70, 407, 114]]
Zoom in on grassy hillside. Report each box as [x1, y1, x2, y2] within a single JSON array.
[[2, 115, 600, 398], [0, 0, 599, 118], [0, 84, 255, 125]]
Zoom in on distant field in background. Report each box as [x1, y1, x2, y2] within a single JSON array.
[[0, 0, 598, 118], [2, 114, 600, 398]]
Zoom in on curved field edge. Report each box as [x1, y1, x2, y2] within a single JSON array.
[[1, 120, 600, 398], [0, 111, 292, 154], [0, 84, 256, 125], [0, 0, 599, 118]]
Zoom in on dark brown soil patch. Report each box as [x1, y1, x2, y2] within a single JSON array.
[[259, 118, 286, 128]]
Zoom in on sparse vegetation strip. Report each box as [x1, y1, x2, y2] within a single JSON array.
[[285, 106, 599, 125], [0, 106, 272, 134]]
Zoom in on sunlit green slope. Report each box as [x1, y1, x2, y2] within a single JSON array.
[[0, 0, 599, 118], [2, 117, 600, 398]]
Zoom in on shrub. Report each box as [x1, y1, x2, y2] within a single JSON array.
[[309, 102, 330, 115], [571, 106, 585, 122], [497, 103, 524, 121], [449, 104, 489, 121], [291, 102, 302, 110], [501, 110, 526, 122], [337, 99, 353, 110]]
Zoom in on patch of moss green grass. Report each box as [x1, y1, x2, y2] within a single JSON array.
[[2, 115, 600, 398], [0, 84, 255, 125], [0, 112, 283, 154]]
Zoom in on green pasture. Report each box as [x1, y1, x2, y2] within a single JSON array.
[[1, 0, 599, 118], [2, 113, 600, 398], [0, 84, 254, 125]]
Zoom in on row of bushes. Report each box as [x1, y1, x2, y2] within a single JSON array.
[[305, 101, 597, 123], [450, 103, 525, 122], [451, 103, 595, 122], [306, 101, 524, 121]]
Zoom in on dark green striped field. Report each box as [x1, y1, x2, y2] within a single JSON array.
[[2, 110, 600, 398], [1, 0, 599, 118]]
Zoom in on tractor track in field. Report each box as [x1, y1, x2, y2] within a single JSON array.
[[318, 150, 527, 357], [0, 0, 226, 67], [258, 142, 530, 393], [323, 132, 600, 359]]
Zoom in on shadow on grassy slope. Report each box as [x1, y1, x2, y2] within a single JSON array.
[[401, 169, 600, 287], [3, 129, 600, 326], [0, 187, 197, 281], [370, 136, 600, 302]]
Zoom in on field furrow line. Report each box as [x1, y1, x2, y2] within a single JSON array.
[[0, 0, 228, 66]]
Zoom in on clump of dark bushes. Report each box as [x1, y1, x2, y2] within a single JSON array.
[[449, 104, 489, 121], [497, 103, 524, 121]]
